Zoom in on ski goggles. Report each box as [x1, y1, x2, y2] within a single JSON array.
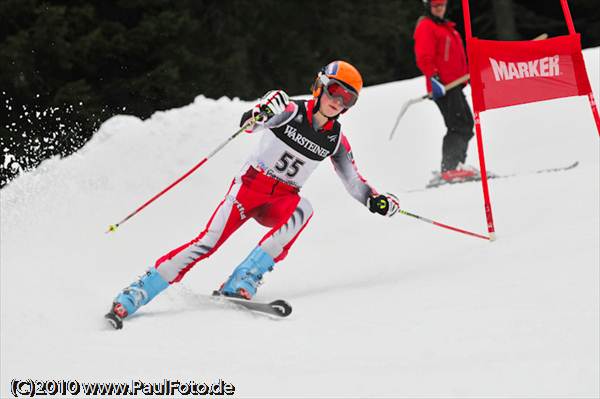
[[319, 75, 359, 108]]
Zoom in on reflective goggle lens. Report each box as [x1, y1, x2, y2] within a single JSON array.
[[324, 81, 358, 108]]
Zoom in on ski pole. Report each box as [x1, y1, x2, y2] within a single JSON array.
[[396, 208, 491, 241], [388, 74, 470, 140], [389, 33, 548, 140], [106, 113, 265, 233]]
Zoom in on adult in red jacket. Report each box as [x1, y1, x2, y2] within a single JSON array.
[[414, 0, 476, 181]]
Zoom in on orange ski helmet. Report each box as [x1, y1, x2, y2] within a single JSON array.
[[312, 60, 363, 108]]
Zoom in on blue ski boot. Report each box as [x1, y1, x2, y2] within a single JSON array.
[[218, 246, 274, 300], [105, 268, 168, 329]]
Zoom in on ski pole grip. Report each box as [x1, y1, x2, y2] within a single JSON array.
[[254, 111, 270, 123]]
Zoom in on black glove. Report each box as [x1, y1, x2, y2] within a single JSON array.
[[367, 193, 399, 217]]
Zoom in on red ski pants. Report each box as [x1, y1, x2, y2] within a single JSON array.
[[154, 167, 313, 283]]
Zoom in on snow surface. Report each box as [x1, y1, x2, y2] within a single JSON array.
[[1, 49, 599, 398]]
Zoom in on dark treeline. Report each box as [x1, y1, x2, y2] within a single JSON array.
[[1, 0, 598, 187]]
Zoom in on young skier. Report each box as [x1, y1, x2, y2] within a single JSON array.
[[105, 60, 399, 328]]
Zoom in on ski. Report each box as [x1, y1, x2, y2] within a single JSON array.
[[103, 294, 292, 330], [211, 291, 292, 318], [402, 161, 579, 193]]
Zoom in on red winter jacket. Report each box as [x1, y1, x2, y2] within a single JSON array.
[[413, 16, 468, 92]]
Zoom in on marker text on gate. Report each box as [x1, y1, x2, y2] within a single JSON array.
[[489, 55, 560, 81]]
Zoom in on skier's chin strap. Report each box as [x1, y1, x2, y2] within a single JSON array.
[[315, 107, 337, 121]]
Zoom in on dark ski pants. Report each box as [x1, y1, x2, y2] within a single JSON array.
[[434, 86, 474, 172]]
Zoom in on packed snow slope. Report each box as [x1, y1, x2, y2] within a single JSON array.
[[1, 49, 599, 398]]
